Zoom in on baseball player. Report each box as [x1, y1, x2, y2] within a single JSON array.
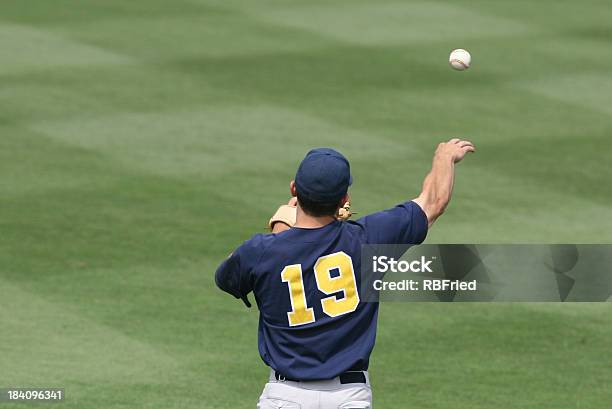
[[215, 139, 475, 408]]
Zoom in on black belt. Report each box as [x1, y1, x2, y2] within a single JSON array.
[[275, 371, 366, 384]]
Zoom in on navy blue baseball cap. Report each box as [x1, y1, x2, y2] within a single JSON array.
[[294, 148, 352, 202]]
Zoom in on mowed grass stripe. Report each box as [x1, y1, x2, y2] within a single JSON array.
[[0, 282, 180, 386], [0, 298, 247, 409], [372, 303, 612, 408], [0, 22, 132, 75], [0, 0, 211, 24], [247, 1, 533, 46], [0, 63, 226, 123], [28, 105, 414, 178], [518, 73, 612, 116], [49, 14, 341, 60], [445, 0, 612, 33], [0, 173, 249, 274]]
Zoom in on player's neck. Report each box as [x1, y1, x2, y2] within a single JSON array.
[[294, 207, 336, 229]]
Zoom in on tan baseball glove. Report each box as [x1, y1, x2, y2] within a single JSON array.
[[336, 201, 355, 221], [268, 204, 297, 229]]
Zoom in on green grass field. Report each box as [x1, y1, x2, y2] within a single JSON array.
[[1, 1, 611, 408]]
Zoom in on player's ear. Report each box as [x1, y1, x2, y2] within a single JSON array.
[[290, 181, 297, 197]]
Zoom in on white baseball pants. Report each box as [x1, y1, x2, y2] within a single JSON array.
[[257, 370, 372, 409]]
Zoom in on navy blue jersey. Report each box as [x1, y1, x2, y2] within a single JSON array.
[[215, 201, 428, 380]]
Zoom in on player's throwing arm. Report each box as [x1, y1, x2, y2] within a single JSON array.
[[413, 138, 475, 227]]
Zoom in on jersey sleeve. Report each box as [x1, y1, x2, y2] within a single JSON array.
[[356, 201, 428, 244], [214, 234, 265, 300]]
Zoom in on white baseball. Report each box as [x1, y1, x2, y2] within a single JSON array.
[[449, 49, 471, 71]]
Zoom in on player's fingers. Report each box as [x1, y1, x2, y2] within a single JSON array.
[[458, 140, 474, 148], [462, 145, 476, 153], [449, 138, 460, 144]]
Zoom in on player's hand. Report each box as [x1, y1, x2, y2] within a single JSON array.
[[435, 138, 475, 163]]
